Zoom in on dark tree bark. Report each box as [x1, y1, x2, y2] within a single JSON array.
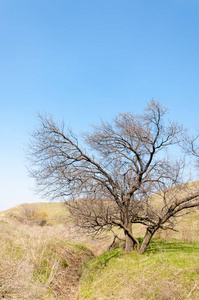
[[139, 228, 157, 254], [124, 223, 135, 252]]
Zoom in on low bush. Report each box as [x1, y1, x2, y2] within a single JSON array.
[[20, 205, 50, 225]]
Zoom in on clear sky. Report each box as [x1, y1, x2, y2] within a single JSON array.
[[1, 0, 199, 212]]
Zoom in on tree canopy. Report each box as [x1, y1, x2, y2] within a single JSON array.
[[28, 100, 199, 253]]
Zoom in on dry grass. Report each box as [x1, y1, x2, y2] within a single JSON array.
[[0, 218, 93, 299]]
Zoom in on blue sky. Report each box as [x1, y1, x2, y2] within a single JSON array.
[[1, 0, 199, 211]]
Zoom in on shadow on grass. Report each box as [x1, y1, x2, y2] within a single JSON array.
[[83, 248, 122, 274], [83, 239, 199, 276], [141, 238, 199, 254]]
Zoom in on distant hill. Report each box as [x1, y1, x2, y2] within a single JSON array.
[[0, 202, 69, 225], [1, 180, 199, 238]]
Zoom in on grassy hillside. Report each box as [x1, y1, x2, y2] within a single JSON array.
[[1, 183, 199, 299], [79, 240, 199, 299]]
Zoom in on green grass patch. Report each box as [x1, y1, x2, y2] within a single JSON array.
[[79, 240, 199, 299]]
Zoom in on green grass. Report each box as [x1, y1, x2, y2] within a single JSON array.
[[79, 240, 199, 300]]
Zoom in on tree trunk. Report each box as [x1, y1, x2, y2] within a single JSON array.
[[139, 227, 156, 254], [124, 223, 135, 252]]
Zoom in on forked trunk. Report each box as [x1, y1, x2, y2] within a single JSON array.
[[139, 227, 157, 254]]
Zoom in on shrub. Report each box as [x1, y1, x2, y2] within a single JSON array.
[[20, 205, 50, 226], [29, 209, 49, 226]]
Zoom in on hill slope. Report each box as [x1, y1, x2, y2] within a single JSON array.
[[1, 181, 199, 299], [0, 202, 68, 224]]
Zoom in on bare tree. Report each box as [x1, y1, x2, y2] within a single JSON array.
[[182, 131, 199, 169], [28, 100, 199, 253]]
